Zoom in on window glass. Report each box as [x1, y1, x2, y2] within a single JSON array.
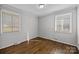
[[55, 13, 72, 33]]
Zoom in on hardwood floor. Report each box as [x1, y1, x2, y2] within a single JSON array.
[[0, 37, 78, 54]]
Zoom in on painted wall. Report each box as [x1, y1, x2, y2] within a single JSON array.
[[0, 5, 38, 49], [38, 7, 77, 46], [77, 6, 79, 49]]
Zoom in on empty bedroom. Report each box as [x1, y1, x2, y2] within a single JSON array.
[[0, 4, 79, 54]]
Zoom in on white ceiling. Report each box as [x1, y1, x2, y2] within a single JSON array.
[[9, 4, 76, 16]]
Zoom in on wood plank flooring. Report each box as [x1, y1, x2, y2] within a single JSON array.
[[0, 37, 78, 54]]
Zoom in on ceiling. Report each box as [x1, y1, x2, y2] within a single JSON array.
[[9, 4, 76, 16]]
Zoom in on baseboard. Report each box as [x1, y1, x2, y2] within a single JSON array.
[[0, 37, 38, 49], [0, 43, 14, 49], [0, 36, 78, 51], [38, 37, 79, 52], [38, 37, 76, 46]]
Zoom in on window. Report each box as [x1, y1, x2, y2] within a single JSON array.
[[55, 13, 72, 33], [1, 10, 20, 33]]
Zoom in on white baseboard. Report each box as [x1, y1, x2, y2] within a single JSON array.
[[0, 36, 37, 49], [39, 36, 76, 46]]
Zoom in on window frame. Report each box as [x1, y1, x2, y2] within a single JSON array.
[[55, 12, 72, 33], [1, 9, 21, 33]]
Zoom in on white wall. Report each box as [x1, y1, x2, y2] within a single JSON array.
[[77, 6, 79, 49], [0, 5, 38, 49], [21, 12, 38, 39], [38, 7, 77, 46]]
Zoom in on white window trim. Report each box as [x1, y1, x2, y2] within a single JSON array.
[[55, 12, 72, 33], [0, 9, 21, 33]]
